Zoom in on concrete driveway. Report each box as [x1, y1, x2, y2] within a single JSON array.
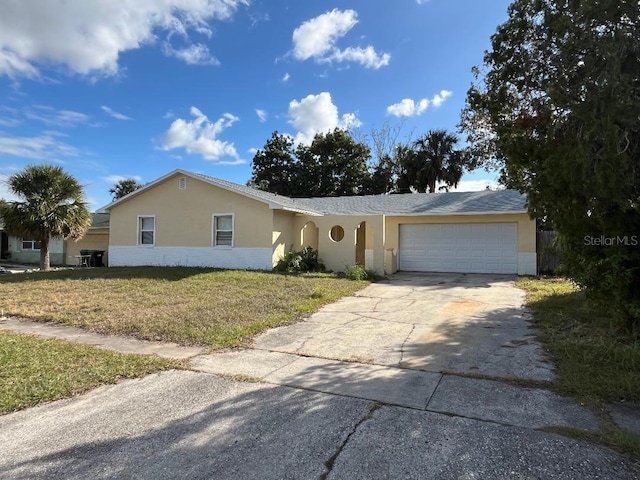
[[1, 273, 639, 479], [252, 273, 554, 380]]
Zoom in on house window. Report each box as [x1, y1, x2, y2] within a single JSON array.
[[22, 238, 41, 250], [213, 214, 233, 246], [138, 216, 155, 245], [329, 225, 345, 242]]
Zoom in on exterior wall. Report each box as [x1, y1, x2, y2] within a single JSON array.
[[384, 213, 536, 275], [7, 236, 64, 265], [292, 214, 385, 274], [272, 210, 295, 265], [65, 229, 110, 266], [108, 174, 274, 268], [109, 246, 273, 269]]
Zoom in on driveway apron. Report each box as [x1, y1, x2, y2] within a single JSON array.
[[252, 272, 554, 381]]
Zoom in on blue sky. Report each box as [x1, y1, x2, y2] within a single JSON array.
[[0, 0, 513, 209]]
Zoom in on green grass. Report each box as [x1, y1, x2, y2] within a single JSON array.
[[518, 277, 640, 460], [0, 330, 181, 414], [0, 267, 368, 348]]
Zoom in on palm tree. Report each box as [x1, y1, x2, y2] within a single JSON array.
[[0, 165, 91, 270], [109, 178, 142, 200], [402, 130, 465, 193]]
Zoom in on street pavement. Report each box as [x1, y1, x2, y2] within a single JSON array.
[[1, 273, 638, 479]]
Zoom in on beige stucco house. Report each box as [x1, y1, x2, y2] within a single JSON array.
[[100, 169, 537, 275]]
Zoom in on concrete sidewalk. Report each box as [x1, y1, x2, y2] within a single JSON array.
[[1, 273, 639, 478]]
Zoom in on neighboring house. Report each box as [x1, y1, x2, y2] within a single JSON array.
[[100, 169, 537, 275], [0, 214, 110, 266], [64, 213, 110, 266]]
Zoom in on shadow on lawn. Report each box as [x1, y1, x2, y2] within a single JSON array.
[[0, 266, 302, 284], [0, 266, 347, 285], [1, 274, 639, 478]]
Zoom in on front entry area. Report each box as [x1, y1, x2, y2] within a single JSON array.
[[398, 223, 518, 274]]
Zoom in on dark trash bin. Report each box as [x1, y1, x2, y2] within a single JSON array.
[[80, 249, 105, 267]]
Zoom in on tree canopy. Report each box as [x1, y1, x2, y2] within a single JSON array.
[[399, 130, 467, 193], [250, 127, 469, 197], [109, 178, 142, 200], [461, 0, 640, 328], [0, 165, 91, 270], [250, 129, 372, 197]]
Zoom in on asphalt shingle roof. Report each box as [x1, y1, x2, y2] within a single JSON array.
[[101, 169, 527, 216], [193, 171, 527, 216], [295, 189, 528, 215]]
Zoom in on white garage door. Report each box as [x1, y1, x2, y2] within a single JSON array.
[[399, 223, 518, 274]]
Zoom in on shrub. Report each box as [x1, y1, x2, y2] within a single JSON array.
[[275, 247, 325, 273], [344, 264, 379, 281]]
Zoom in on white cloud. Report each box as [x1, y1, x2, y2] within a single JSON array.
[[386, 98, 428, 117], [386, 90, 452, 117], [0, 131, 79, 160], [160, 106, 244, 163], [163, 43, 220, 66], [288, 92, 361, 145], [255, 109, 267, 122], [291, 9, 390, 69], [24, 105, 90, 126], [101, 106, 132, 121], [431, 89, 452, 107], [0, 0, 248, 79], [282, 72, 290, 82], [104, 174, 142, 184]]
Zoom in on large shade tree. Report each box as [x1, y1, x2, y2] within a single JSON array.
[[250, 129, 372, 197], [0, 165, 91, 270], [460, 0, 640, 328]]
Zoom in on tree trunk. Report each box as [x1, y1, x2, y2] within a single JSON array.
[[40, 238, 50, 271], [428, 179, 436, 193]]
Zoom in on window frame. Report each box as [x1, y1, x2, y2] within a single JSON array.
[[137, 215, 156, 246], [212, 213, 234, 248], [21, 238, 41, 250]]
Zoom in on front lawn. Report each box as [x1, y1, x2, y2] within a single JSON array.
[[0, 267, 367, 348], [0, 330, 181, 414], [518, 277, 640, 460]]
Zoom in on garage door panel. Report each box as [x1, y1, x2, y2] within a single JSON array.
[[399, 223, 518, 274]]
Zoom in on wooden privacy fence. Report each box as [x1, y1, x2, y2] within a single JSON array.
[[537, 230, 561, 275]]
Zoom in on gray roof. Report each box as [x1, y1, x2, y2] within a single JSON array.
[[295, 189, 527, 215], [194, 172, 526, 215], [91, 213, 110, 228], [100, 169, 527, 216]]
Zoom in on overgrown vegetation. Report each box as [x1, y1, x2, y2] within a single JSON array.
[[0, 331, 180, 414], [519, 277, 640, 460], [0, 267, 366, 348], [274, 247, 326, 273], [463, 1, 640, 329], [344, 264, 380, 281]]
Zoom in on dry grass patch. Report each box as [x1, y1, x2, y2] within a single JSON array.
[[0, 267, 367, 348]]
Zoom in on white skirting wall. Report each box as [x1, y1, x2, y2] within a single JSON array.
[[518, 252, 537, 276], [109, 246, 274, 270]]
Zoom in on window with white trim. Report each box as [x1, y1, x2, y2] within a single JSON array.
[[138, 216, 155, 245], [22, 238, 41, 250], [213, 214, 233, 246]]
